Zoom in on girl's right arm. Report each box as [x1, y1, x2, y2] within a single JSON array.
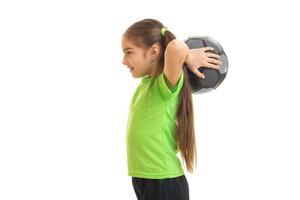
[[163, 39, 189, 89]]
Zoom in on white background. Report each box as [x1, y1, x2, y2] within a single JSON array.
[[1, 0, 299, 199]]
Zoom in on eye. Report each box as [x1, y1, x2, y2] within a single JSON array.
[[126, 51, 132, 55]]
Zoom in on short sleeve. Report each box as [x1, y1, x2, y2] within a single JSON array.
[[156, 70, 184, 101]]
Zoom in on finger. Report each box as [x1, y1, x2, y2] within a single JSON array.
[[208, 58, 222, 65], [206, 53, 220, 59], [206, 63, 220, 69], [203, 47, 215, 52], [192, 68, 205, 79]]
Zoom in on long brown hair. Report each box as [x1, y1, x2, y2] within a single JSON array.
[[123, 19, 197, 173]]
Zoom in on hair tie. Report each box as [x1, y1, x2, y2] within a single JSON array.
[[160, 27, 168, 37]]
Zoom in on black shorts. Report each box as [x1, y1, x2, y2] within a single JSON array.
[[131, 175, 189, 200]]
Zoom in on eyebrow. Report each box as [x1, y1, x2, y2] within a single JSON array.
[[123, 47, 134, 52]]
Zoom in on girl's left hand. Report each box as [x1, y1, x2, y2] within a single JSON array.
[[185, 47, 221, 79]]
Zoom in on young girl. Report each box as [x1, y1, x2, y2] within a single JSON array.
[[121, 19, 221, 200]]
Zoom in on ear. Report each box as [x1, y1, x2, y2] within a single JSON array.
[[150, 42, 161, 59]]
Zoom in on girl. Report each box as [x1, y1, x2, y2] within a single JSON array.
[[121, 19, 221, 200]]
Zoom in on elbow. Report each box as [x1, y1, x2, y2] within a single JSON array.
[[165, 39, 189, 62]]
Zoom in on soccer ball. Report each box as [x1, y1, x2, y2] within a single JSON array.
[[184, 36, 228, 94]]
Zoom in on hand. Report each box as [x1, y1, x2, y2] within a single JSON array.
[[185, 47, 221, 79]]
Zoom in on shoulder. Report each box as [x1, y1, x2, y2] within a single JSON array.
[[154, 71, 184, 102]]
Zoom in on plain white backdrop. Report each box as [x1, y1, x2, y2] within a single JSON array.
[[1, 0, 299, 199]]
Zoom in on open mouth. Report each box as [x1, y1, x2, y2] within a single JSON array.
[[130, 67, 134, 72]]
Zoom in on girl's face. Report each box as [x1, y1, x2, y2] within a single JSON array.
[[121, 36, 158, 78]]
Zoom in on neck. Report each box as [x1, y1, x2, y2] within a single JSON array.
[[148, 62, 163, 78]]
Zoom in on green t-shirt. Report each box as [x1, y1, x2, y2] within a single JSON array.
[[126, 70, 185, 179]]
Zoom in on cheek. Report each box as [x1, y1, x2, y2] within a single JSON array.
[[133, 58, 143, 67]]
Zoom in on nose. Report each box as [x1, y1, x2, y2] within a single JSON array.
[[122, 57, 128, 65]]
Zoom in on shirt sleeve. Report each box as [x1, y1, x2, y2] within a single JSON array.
[[156, 70, 184, 101]]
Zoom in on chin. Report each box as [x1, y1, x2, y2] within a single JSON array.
[[131, 73, 139, 78], [131, 72, 142, 78], [132, 74, 142, 78], [131, 70, 147, 78]]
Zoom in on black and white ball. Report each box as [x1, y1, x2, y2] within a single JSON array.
[[184, 36, 228, 94]]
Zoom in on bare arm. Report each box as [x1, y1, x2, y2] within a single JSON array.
[[163, 39, 221, 86], [163, 39, 189, 89]]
